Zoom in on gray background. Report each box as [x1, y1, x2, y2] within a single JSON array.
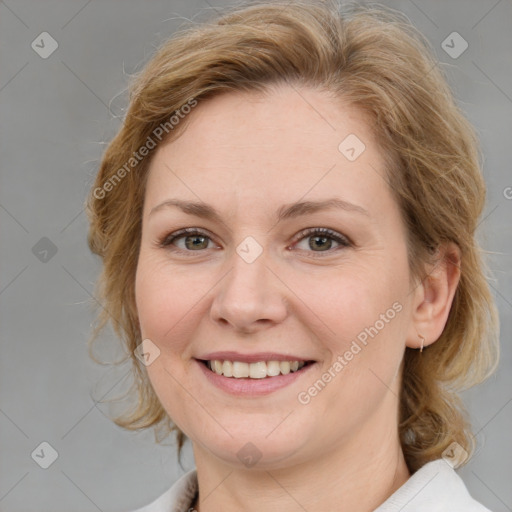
[[0, 0, 511, 511]]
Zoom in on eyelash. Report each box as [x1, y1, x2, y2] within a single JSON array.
[[157, 227, 352, 257]]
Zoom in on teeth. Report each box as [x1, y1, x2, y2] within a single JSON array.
[[249, 361, 267, 379], [280, 361, 291, 375], [222, 360, 233, 377], [267, 360, 281, 376], [232, 361, 249, 378], [212, 360, 223, 374], [206, 360, 306, 378]]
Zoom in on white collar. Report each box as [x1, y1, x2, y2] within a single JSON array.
[[132, 459, 491, 512]]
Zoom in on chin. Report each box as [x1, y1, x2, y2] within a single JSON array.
[[188, 414, 315, 470]]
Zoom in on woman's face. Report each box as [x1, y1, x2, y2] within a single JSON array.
[[135, 85, 417, 469]]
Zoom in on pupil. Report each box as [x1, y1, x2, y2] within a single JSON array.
[[183, 235, 333, 251], [310, 236, 331, 251], [186, 235, 207, 250]]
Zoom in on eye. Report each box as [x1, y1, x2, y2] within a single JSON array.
[[292, 227, 351, 254], [157, 226, 352, 256], [158, 228, 216, 252]]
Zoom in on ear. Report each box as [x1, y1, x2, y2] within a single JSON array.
[[406, 242, 461, 350]]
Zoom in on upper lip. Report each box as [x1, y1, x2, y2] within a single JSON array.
[[196, 351, 314, 363]]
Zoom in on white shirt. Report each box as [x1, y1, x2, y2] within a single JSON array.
[[129, 459, 491, 512]]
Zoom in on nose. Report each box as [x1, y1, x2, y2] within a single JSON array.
[[209, 248, 288, 334]]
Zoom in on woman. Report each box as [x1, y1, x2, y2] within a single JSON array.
[[86, 1, 499, 510]]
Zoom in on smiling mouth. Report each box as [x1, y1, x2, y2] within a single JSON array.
[[199, 359, 314, 379]]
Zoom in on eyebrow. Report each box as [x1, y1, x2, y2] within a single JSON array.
[[149, 197, 369, 223]]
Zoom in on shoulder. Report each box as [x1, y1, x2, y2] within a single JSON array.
[[375, 459, 492, 512], [126, 469, 198, 512]]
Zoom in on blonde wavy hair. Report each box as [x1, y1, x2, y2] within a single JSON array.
[[86, 0, 499, 473]]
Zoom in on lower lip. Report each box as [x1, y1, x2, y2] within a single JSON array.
[[195, 359, 315, 397]]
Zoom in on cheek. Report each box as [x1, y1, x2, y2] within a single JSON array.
[[134, 254, 206, 352], [290, 261, 407, 346], [293, 264, 410, 415], [294, 266, 408, 416], [134, 255, 208, 434]]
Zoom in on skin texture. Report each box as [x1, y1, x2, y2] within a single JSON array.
[[135, 85, 461, 512]]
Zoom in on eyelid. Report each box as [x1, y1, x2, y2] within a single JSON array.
[[158, 226, 352, 254], [290, 227, 352, 247], [157, 227, 216, 249]]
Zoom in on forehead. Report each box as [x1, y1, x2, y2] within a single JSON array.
[[144, 85, 393, 219]]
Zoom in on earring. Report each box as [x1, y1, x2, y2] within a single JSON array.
[[418, 334, 425, 352]]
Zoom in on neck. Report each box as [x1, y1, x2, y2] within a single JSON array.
[[191, 413, 410, 512]]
